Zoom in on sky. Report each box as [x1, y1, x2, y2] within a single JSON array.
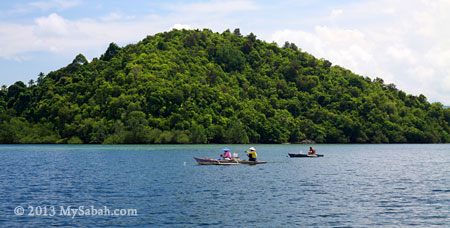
[[1, 0, 450, 104]]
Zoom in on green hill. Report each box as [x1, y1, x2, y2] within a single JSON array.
[[1, 28, 450, 144]]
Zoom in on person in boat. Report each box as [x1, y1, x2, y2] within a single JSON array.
[[245, 147, 258, 161], [308, 147, 316, 155], [220, 147, 232, 160]]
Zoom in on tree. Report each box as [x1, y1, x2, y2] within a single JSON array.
[[1, 28, 449, 144], [72, 54, 88, 65], [233, 28, 242, 37], [101, 42, 120, 61], [37, 72, 45, 85], [289, 42, 298, 50], [125, 111, 150, 143], [215, 44, 245, 72], [90, 120, 108, 143], [190, 124, 207, 144], [225, 120, 249, 144], [247, 32, 256, 43], [7, 81, 26, 101]]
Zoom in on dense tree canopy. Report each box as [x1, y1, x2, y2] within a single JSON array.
[[1, 29, 449, 144]]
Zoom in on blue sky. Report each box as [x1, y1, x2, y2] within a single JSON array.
[[1, 0, 450, 104]]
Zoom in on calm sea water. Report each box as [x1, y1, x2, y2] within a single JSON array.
[[0, 144, 449, 227]]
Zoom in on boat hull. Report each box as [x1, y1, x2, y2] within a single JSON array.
[[193, 157, 267, 165], [238, 160, 268, 165], [288, 153, 324, 158], [193, 157, 240, 165]]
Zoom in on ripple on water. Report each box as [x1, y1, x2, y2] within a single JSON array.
[[1, 144, 450, 227]]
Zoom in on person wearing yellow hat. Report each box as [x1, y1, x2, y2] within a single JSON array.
[[245, 147, 258, 161]]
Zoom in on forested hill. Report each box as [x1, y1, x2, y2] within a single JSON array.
[[1, 29, 450, 144]]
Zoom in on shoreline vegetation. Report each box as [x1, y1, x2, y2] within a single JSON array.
[[1, 28, 450, 144]]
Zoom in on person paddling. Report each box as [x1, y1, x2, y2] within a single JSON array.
[[220, 147, 232, 160], [308, 146, 316, 155], [245, 147, 258, 161]]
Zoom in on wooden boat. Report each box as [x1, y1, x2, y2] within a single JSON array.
[[288, 153, 324, 158], [193, 157, 267, 165], [193, 157, 240, 165], [238, 160, 268, 165]]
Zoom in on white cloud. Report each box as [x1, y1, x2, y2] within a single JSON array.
[[0, 0, 260, 60], [0, 0, 81, 19], [270, 0, 450, 103], [0, 23, 35, 60], [35, 13, 71, 37], [165, 0, 258, 14], [330, 9, 343, 20], [2, 0, 450, 104], [172, 24, 191, 30], [386, 45, 416, 64], [271, 26, 376, 78], [100, 12, 136, 22], [0, 13, 164, 59], [382, 8, 396, 14], [28, 0, 81, 11]]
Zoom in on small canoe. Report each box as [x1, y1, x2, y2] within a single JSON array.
[[193, 157, 267, 165], [288, 153, 324, 158], [193, 157, 240, 165]]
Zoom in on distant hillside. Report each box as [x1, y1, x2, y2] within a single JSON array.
[[1, 28, 449, 144]]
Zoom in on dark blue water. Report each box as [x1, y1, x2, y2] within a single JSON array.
[[0, 144, 449, 227]]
